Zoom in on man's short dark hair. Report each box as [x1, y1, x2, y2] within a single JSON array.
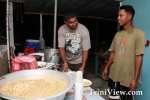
[[120, 5, 135, 19], [63, 10, 77, 21]]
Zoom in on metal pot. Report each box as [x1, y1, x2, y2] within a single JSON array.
[[0, 70, 73, 100], [44, 48, 60, 63]]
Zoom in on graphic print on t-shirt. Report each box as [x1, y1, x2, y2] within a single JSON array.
[[119, 38, 126, 52], [66, 32, 80, 55]]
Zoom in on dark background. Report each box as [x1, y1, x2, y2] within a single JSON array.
[[0, 2, 118, 55]]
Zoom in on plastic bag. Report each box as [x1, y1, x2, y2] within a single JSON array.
[[11, 56, 38, 72], [24, 47, 36, 55]]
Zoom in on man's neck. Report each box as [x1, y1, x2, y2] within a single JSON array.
[[124, 21, 134, 30], [124, 25, 134, 30]]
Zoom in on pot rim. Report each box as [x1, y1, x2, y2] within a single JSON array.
[[0, 70, 73, 100]]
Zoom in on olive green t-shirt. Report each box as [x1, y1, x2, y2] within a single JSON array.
[[109, 27, 145, 87]]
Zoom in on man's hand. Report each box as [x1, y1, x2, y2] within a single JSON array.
[[129, 79, 138, 91], [79, 67, 84, 74], [102, 68, 108, 80], [62, 64, 68, 72]]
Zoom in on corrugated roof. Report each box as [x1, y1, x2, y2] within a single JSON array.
[[24, 0, 120, 20]]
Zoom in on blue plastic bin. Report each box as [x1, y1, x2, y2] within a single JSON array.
[[25, 39, 40, 52]]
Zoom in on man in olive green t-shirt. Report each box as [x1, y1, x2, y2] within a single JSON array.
[[102, 5, 145, 100]]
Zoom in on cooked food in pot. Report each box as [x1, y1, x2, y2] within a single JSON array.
[[0, 76, 68, 98]]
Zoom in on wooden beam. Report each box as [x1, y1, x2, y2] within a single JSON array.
[[0, 0, 24, 3], [24, 12, 117, 21]]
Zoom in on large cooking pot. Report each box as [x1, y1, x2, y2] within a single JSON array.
[[0, 70, 73, 100], [44, 48, 60, 63]]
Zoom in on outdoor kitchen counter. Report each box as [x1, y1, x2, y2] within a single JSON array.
[[65, 86, 105, 100], [0, 83, 105, 100]]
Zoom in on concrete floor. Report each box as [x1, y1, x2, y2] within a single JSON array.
[[86, 58, 109, 100]]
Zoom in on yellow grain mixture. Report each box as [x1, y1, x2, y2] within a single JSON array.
[[0, 76, 68, 98]]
